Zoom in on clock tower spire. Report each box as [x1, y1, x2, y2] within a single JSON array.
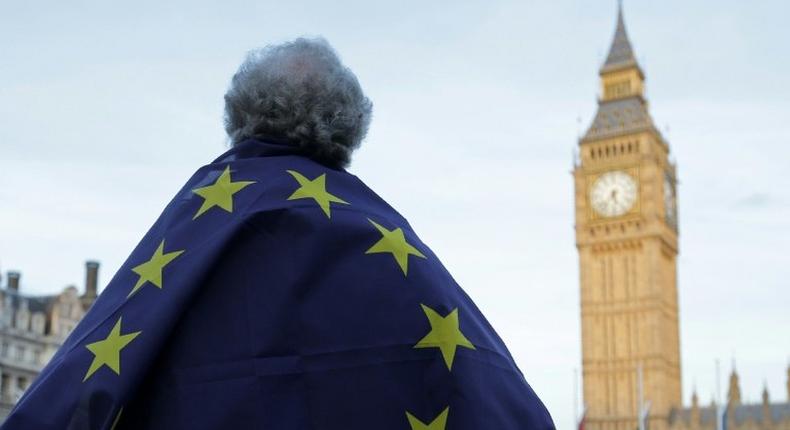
[[573, 4, 681, 430], [599, 1, 645, 102]]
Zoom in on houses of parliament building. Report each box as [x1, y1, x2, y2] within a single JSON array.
[[574, 5, 790, 430], [0, 4, 787, 429]]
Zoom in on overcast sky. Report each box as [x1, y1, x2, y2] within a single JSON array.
[[1, 1, 789, 428]]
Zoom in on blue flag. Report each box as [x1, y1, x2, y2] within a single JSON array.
[[2, 140, 555, 430]]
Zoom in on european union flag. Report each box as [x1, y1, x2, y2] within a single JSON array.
[[2, 140, 555, 430]]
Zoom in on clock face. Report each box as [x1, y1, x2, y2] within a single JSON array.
[[590, 171, 638, 218]]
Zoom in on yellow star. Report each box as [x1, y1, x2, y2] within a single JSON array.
[[83, 317, 141, 382], [128, 240, 184, 297], [192, 165, 255, 219], [286, 170, 348, 218], [414, 304, 475, 371], [365, 219, 426, 275], [406, 407, 449, 430]]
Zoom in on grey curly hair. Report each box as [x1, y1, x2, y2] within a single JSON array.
[[223, 38, 373, 168]]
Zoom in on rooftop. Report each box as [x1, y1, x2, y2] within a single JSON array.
[[600, 3, 640, 73]]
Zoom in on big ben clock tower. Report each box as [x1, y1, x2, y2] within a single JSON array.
[[574, 5, 681, 430]]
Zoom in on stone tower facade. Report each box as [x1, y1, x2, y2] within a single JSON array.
[[574, 5, 682, 430]]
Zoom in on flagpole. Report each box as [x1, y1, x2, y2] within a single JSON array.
[[716, 359, 722, 430], [574, 368, 579, 427], [637, 363, 644, 430]]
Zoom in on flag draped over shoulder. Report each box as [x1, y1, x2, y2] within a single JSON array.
[[2, 140, 555, 430]]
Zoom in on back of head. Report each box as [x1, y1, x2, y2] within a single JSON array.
[[224, 38, 373, 168]]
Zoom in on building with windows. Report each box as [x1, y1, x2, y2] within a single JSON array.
[[0, 262, 98, 418], [574, 4, 790, 430]]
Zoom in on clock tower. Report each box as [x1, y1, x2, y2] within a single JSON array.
[[573, 5, 681, 430]]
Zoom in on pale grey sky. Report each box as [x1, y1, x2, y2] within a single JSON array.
[[1, 1, 789, 428]]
